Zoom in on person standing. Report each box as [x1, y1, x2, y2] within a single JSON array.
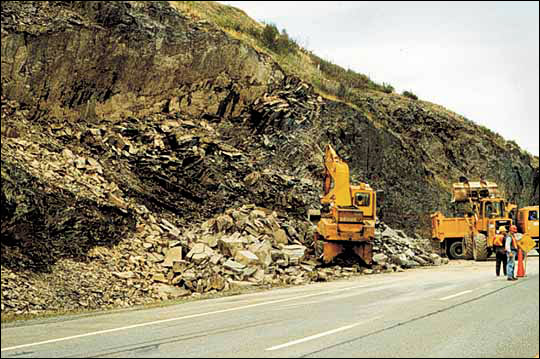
[[505, 225, 519, 281], [493, 226, 507, 277]]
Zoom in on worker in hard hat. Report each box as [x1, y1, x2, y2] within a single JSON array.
[[493, 226, 507, 277], [505, 225, 519, 281]]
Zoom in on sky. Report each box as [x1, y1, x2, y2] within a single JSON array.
[[219, 1, 539, 156]]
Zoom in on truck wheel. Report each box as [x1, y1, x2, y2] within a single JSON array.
[[463, 235, 473, 260], [473, 233, 488, 261], [448, 241, 465, 259]]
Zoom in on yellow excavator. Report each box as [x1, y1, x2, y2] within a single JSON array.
[[309, 144, 379, 264]]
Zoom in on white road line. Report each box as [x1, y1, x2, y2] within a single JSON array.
[[439, 290, 473, 301], [1, 283, 374, 352], [276, 300, 324, 309], [265, 317, 381, 351]]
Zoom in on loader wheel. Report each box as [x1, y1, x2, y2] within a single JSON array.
[[473, 233, 488, 261], [463, 235, 474, 260], [448, 241, 465, 259]]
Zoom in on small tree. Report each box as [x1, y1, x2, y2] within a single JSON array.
[[261, 23, 279, 51]]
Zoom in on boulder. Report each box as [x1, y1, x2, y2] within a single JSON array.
[[223, 259, 245, 273], [429, 253, 442, 266], [373, 253, 388, 265], [155, 284, 190, 299], [414, 256, 428, 266], [282, 245, 306, 265], [273, 229, 289, 245], [234, 250, 259, 266], [218, 235, 247, 257], [381, 227, 399, 238], [404, 249, 416, 258], [152, 273, 168, 283], [209, 274, 226, 290], [186, 243, 214, 264], [249, 240, 272, 268], [181, 269, 197, 282], [216, 214, 234, 232], [162, 247, 183, 267]]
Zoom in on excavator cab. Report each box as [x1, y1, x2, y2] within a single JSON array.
[[354, 192, 370, 207]]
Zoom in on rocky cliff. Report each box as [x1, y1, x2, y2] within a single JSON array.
[[1, 1, 538, 316]]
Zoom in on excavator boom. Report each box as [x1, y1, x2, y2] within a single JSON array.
[[321, 144, 352, 207]]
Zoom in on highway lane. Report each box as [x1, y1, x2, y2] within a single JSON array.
[[1, 256, 538, 358]]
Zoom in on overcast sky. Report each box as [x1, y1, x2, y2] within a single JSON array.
[[219, 1, 539, 156]]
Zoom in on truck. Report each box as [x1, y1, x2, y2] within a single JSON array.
[[308, 144, 380, 264], [431, 178, 515, 261], [517, 205, 539, 253]]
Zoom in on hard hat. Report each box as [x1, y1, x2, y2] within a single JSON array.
[[510, 225, 518, 233], [498, 226, 507, 233]]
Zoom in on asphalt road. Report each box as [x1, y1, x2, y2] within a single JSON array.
[[2, 255, 538, 358]]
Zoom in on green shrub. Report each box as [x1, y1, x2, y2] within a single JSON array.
[[382, 83, 394, 94], [402, 90, 418, 100], [260, 23, 297, 55], [337, 82, 348, 98]]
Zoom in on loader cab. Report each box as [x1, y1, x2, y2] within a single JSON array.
[[478, 198, 512, 243], [481, 200, 504, 219]]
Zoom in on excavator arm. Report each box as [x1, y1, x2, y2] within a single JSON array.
[[321, 144, 352, 207]]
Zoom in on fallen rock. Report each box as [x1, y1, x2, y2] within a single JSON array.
[[234, 250, 259, 266], [273, 229, 289, 245], [282, 245, 306, 265], [373, 253, 388, 265], [223, 259, 245, 273], [155, 284, 190, 299], [162, 247, 183, 267], [186, 243, 214, 264]]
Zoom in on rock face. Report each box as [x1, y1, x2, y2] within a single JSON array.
[[0, 1, 537, 317], [1, 2, 283, 122]]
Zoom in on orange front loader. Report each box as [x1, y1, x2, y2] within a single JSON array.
[[309, 144, 380, 264], [431, 178, 514, 261]]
